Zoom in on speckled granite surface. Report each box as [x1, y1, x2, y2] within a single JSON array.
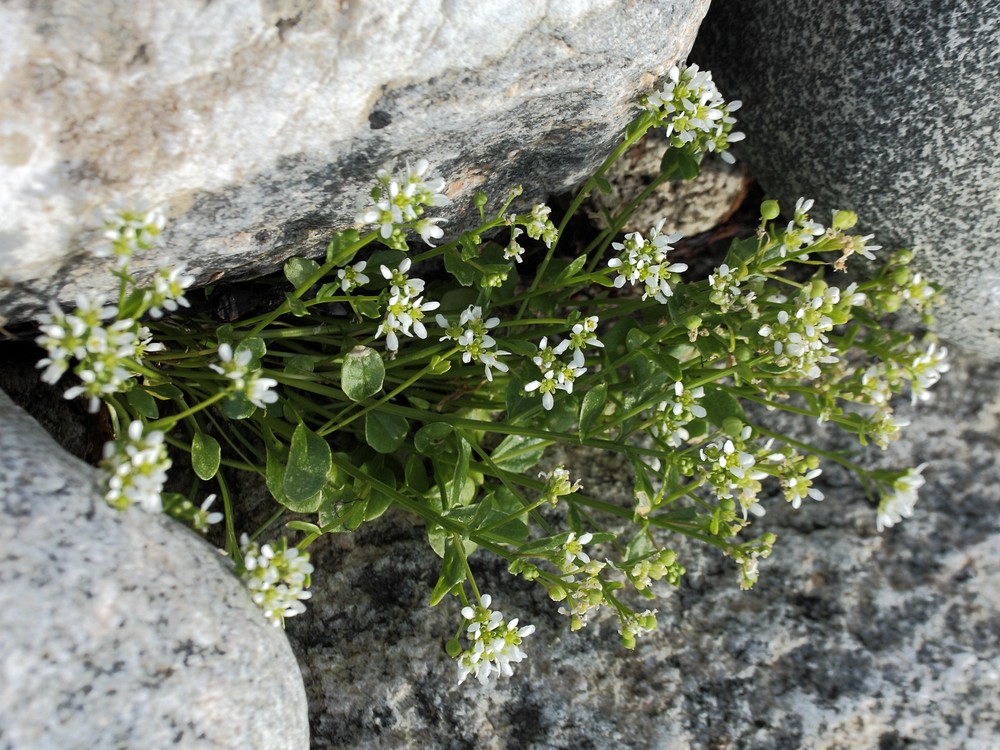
[[286, 350, 1000, 749], [693, 0, 1000, 358], [0, 389, 309, 750]]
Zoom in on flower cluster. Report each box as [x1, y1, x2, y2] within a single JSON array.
[[628, 549, 686, 591], [437, 305, 510, 381], [641, 63, 744, 161], [210, 343, 279, 408], [35, 294, 162, 412], [523, 203, 559, 249], [455, 595, 535, 686], [375, 258, 440, 353], [102, 421, 171, 513], [538, 466, 583, 507], [240, 535, 314, 627], [608, 219, 688, 303], [94, 203, 167, 267], [756, 280, 864, 380], [697, 425, 773, 520], [708, 263, 761, 315], [356, 158, 450, 247], [524, 337, 586, 410]]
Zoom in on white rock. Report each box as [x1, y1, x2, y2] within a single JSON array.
[[0, 0, 710, 321], [0, 389, 309, 750]]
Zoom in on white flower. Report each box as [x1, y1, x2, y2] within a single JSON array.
[[437, 305, 508, 381], [191, 494, 224, 533], [560, 531, 594, 570], [608, 221, 687, 303], [377, 293, 440, 353], [782, 469, 824, 509], [210, 343, 279, 407], [146, 265, 195, 319], [337, 261, 370, 292], [876, 465, 927, 532]]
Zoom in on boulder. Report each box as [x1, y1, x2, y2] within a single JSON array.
[[0, 0, 710, 324], [286, 349, 1000, 748], [0, 389, 309, 749], [692, 0, 1000, 357]]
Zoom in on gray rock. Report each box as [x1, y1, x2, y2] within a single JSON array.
[[0, 0, 709, 324], [691, 0, 1000, 357], [286, 350, 1000, 749], [0, 390, 309, 750]]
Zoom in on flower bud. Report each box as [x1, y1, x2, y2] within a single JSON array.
[[546, 584, 567, 602], [760, 200, 781, 221], [683, 314, 703, 331], [832, 210, 858, 231], [473, 191, 489, 210], [880, 292, 903, 313], [722, 417, 744, 438], [891, 267, 911, 286]]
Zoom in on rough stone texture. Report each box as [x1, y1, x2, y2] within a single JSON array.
[[0, 0, 710, 324], [691, 0, 1000, 357], [584, 136, 751, 237], [286, 350, 1000, 749], [0, 390, 309, 750]]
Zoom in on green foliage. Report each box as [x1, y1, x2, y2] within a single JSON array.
[[43, 63, 949, 683]]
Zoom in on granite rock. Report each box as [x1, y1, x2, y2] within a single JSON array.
[[692, 0, 1000, 357], [0, 0, 709, 324], [0, 389, 309, 750], [286, 350, 1000, 749]]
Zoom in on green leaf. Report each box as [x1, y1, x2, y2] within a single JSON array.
[[283, 354, 317, 375], [147, 382, 183, 401], [444, 247, 477, 286], [126, 387, 159, 419], [364, 410, 409, 453], [449, 436, 472, 509], [429, 538, 468, 606], [326, 229, 361, 265], [191, 433, 221, 481], [341, 346, 385, 401], [700, 387, 746, 427], [595, 175, 612, 194], [555, 254, 589, 284], [625, 530, 654, 563], [414, 422, 453, 454], [578, 382, 608, 437], [286, 521, 322, 535], [284, 256, 321, 289], [660, 148, 701, 180], [266, 442, 290, 505], [221, 393, 256, 419], [284, 424, 332, 506], [284, 292, 309, 317], [405, 454, 431, 492], [235, 336, 266, 365], [491, 434, 547, 473]]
